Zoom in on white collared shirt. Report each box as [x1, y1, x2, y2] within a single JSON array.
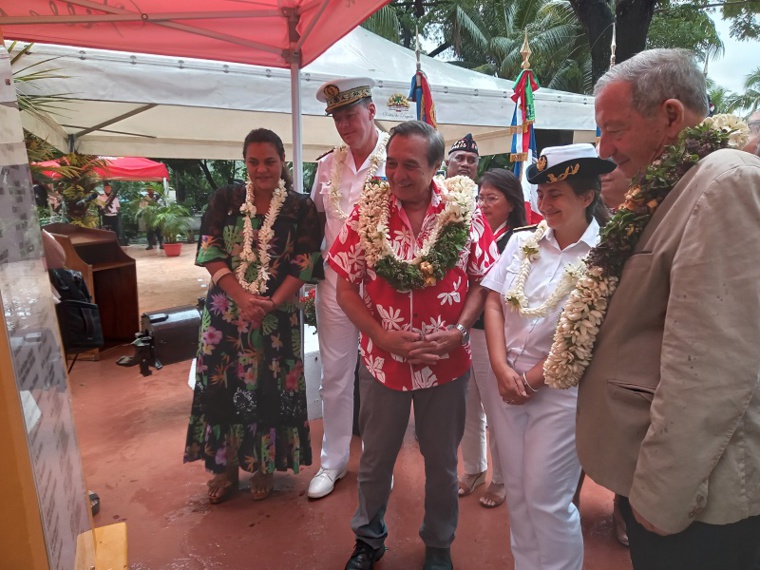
[[481, 219, 600, 373], [310, 128, 387, 255]]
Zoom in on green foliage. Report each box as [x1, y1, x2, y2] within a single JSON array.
[[365, 0, 592, 94], [375, 222, 468, 291], [363, 5, 403, 41], [112, 181, 148, 240], [368, 0, 738, 97], [719, 0, 760, 40], [163, 158, 245, 213], [134, 184, 191, 243], [647, 5, 724, 62], [9, 41, 72, 120], [725, 67, 760, 115], [153, 202, 192, 244], [51, 152, 107, 228]]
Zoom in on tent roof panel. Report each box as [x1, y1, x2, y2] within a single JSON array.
[[15, 28, 596, 161]]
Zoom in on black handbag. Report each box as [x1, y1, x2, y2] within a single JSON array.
[[49, 269, 104, 354]]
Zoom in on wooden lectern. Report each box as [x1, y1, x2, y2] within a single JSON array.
[[45, 223, 139, 357]]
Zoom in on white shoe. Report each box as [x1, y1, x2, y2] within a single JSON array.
[[307, 466, 347, 499]]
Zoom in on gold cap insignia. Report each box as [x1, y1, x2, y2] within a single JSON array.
[[536, 155, 547, 172], [324, 84, 340, 98]]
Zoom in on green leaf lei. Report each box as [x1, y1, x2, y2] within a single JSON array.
[[375, 221, 469, 291], [358, 175, 475, 292], [544, 114, 750, 389]]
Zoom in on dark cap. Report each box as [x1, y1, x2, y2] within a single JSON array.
[[448, 133, 479, 156]]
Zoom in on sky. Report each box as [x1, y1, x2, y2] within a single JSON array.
[[708, 15, 759, 93], [425, 15, 758, 96]]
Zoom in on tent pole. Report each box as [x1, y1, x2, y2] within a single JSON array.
[[284, 8, 303, 193], [290, 58, 303, 192]]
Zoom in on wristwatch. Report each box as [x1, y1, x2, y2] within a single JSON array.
[[447, 323, 470, 345]]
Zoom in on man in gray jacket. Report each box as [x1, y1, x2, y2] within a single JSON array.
[[580, 48, 760, 569]]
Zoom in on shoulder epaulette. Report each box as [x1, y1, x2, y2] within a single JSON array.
[[315, 148, 335, 162], [512, 224, 538, 233]]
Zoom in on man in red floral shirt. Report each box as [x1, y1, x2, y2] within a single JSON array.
[[328, 120, 496, 570]]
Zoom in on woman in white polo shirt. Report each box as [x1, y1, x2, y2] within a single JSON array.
[[481, 144, 613, 570]]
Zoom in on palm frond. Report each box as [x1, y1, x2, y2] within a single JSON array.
[[362, 5, 401, 42], [10, 43, 73, 118], [744, 67, 760, 90], [725, 89, 760, 114], [489, 36, 521, 62], [450, 5, 489, 53], [546, 59, 584, 92]]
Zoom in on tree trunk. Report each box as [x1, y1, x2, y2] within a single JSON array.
[[428, 41, 452, 58], [198, 160, 217, 191], [569, 0, 614, 86], [570, 0, 658, 86], [615, 0, 657, 64]]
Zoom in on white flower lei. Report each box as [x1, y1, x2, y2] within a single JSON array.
[[358, 174, 475, 271], [328, 132, 390, 221], [543, 114, 749, 389], [503, 221, 587, 318], [235, 178, 287, 295]]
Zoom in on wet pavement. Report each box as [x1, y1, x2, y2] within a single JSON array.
[[68, 243, 633, 569]]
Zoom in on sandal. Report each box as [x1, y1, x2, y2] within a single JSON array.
[[251, 471, 274, 501], [207, 475, 236, 504], [458, 471, 486, 497], [479, 482, 506, 508]]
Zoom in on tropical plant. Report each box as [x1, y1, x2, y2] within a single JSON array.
[[9, 41, 71, 121], [725, 67, 760, 115], [135, 184, 191, 243], [51, 152, 107, 228], [153, 203, 192, 244], [437, 0, 592, 92]]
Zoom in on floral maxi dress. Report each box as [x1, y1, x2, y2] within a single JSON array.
[[184, 184, 322, 475]]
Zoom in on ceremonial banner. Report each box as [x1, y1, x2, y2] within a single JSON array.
[[509, 68, 541, 223], [409, 70, 437, 128]]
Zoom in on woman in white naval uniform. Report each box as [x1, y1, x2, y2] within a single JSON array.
[[481, 144, 613, 570]]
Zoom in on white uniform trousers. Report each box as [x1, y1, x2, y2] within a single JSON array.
[[316, 267, 360, 471], [461, 328, 503, 484], [483, 371, 583, 570]]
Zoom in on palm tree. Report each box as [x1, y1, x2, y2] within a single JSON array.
[[363, 0, 593, 93], [52, 153, 107, 228], [9, 42, 70, 121], [725, 68, 760, 116]]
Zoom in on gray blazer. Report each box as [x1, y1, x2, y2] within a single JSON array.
[[576, 148, 760, 533]]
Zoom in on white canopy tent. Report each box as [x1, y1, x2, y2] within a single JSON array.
[[18, 27, 596, 162]]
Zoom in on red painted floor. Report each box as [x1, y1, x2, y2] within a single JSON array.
[[66, 245, 633, 569]]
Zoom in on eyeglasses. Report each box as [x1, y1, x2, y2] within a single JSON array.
[[476, 194, 502, 204]]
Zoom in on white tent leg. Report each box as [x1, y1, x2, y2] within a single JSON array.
[[290, 59, 303, 192]]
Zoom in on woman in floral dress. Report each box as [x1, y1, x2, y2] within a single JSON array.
[[184, 128, 322, 503]]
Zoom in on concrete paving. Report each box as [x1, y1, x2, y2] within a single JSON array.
[[68, 243, 633, 569]]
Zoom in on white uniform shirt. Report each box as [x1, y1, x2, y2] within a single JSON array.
[[481, 219, 600, 374], [96, 193, 120, 216], [310, 128, 387, 256]]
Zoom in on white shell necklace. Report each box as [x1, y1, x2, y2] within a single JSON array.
[[328, 131, 389, 221], [503, 222, 586, 318], [236, 178, 287, 295]]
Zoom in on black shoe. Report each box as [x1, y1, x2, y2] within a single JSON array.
[[423, 547, 453, 570], [159, 244, 164, 250], [345, 540, 386, 570], [146, 246, 154, 250]]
